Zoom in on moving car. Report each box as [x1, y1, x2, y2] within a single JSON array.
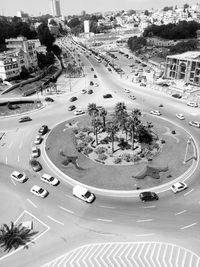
[[69, 96, 77, 102], [187, 101, 198, 107], [188, 121, 200, 128], [38, 125, 48, 135], [45, 97, 54, 102], [68, 105, 76, 111], [81, 89, 87, 94], [10, 171, 27, 183], [88, 89, 93, 94], [150, 110, 161, 116], [74, 109, 85, 115], [31, 147, 40, 158], [176, 114, 185, 120], [34, 135, 42, 145], [73, 185, 95, 203], [103, 94, 112, 98], [129, 95, 136, 100], [29, 159, 42, 172], [172, 93, 182, 99], [124, 88, 130, 93], [170, 182, 187, 193], [41, 173, 59, 186], [19, 116, 32, 123], [94, 74, 97, 78], [139, 191, 159, 202], [30, 185, 48, 198]]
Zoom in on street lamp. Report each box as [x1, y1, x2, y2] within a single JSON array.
[[183, 137, 192, 164]]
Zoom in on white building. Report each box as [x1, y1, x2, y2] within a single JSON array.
[[84, 20, 90, 33], [51, 0, 61, 17]]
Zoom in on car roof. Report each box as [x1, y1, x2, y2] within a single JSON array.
[[12, 171, 20, 176], [42, 173, 51, 179], [173, 182, 184, 187], [140, 191, 154, 196], [32, 185, 40, 191], [74, 185, 88, 194]]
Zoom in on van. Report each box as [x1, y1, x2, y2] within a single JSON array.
[[139, 191, 159, 202], [73, 185, 95, 203]]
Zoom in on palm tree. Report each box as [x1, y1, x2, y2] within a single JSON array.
[[127, 109, 141, 150], [87, 103, 99, 118], [99, 107, 107, 130], [91, 118, 102, 145], [0, 222, 37, 252], [106, 121, 119, 153], [114, 102, 128, 131]]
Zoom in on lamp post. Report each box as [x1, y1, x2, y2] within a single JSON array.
[[183, 137, 192, 164]]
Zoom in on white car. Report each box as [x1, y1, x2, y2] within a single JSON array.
[[94, 83, 99, 87], [31, 147, 40, 158], [34, 135, 42, 145], [187, 101, 198, 107], [124, 88, 130, 93], [30, 185, 48, 198], [176, 114, 185, 120], [74, 109, 85, 115], [10, 171, 27, 183], [170, 182, 188, 193], [41, 173, 59, 186], [189, 121, 200, 128], [129, 95, 136, 100], [150, 110, 161, 116], [81, 89, 87, 94], [73, 185, 95, 203]]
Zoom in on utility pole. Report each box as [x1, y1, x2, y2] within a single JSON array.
[[183, 137, 192, 164]]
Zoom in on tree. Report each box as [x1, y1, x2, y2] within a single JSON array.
[[106, 121, 119, 153], [99, 107, 107, 130], [0, 222, 37, 252], [87, 103, 99, 118], [144, 10, 149, 16], [37, 23, 55, 50], [91, 118, 102, 145], [127, 36, 147, 52], [114, 102, 128, 130], [170, 40, 198, 54], [127, 109, 141, 150]]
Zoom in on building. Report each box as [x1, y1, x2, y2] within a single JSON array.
[[84, 20, 90, 33], [51, 0, 61, 17], [165, 51, 200, 86], [0, 53, 20, 81]]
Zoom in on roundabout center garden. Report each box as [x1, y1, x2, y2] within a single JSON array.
[[45, 102, 194, 190]]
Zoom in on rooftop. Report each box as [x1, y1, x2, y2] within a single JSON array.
[[167, 51, 200, 60]]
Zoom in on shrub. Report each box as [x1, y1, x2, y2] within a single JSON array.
[[153, 143, 160, 150], [171, 130, 176, 135], [113, 157, 122, 164], [76, 131, 86, 140], [95, 146, 107, 154], [80, 126, 91, 133], [83, 146, 93, 155], [161, 139, 166, 144], [132, 154, 140, 162], [73, 128, 79, 135], [140, 153, 145, 158], [85, 135, 93, 143], [76, 142, 86, 152], [121, 153, 131, 162], [98, 153, 107, 161]]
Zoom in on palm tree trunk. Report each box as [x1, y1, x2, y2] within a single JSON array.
[[132, 127, 134, 150], [111, 134, 114, 153], [95, 128, 98, 145], [103, 117, 106, 130]]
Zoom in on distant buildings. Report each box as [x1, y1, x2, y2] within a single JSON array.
[[165, 51, 200, 86], [51, 0, 61, 17]]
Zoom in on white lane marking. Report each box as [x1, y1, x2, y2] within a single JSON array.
[[136, 219, 153, 223], [180, 223, 197, 230], [99, 205, 116, 209], [58, 205, 74, 214], [47, 215, 64, 225], [136, 233, 155, 237], [96, 218, 112, 223], [184, 189, 194, 196], [27, 198, 37, 208], [17, 155, 20, 162], [5, 156, 7, 165], [65, 194, 75, 200], [8, 141, 13, 149], [142, 205, 156, 209], [175, 210, 187, 216], [10, 179, 16, 186]]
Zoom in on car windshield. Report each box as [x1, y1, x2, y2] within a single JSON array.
[[17, 173, 23, 178], [85, 191, 91, 198], [49, 177, 54, 181], [38, 188, 44, 194]]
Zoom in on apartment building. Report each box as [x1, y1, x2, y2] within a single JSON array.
[[0, 53, 20, 80]]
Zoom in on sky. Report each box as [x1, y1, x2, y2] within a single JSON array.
[[0, 0, 199, 17]]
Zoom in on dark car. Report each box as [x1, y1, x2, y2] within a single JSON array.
[[91, 68, 94, 71], [94, 74, 97, 78], [90, 81, 94, 86], [103, 94, 113, 98], [45, 97, 54, 102], [19, 116, 32, 123], [69, 96, 77, 102], [68, 105, 76, 111], [88, 89, 93, 94], [38, 125, 48, 135], [139, 192, 159, 202], [29, 159, 42, 172], [172, 93, 182, 99]]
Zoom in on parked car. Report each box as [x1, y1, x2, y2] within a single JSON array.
[[150, 110, 161, 116], [73, 185, 95, 203], [129, 95, 136, 100], [171, 182, 187, 193], [172, 93, 182, 99], [69, 96, 77, 102], [31, 147, 40, 158], [68, 105, 76, 111], [94, 83, 99, 87], [41, 173, 59, 186], [124, 88, 130, 93], [19, 116, 32, 123], [30, 185, 48, 198], [38, 125, 48, 135], [140, 83, 146, 87], [34, 135, 42, 145], [187, 101, 198, 107], [10, 171, 27, 183], [74, 109, 85, 115], [188, 121, 200, 128], [94, 74, 97, 78], [103, 94, 112, 98], [139, 192, 159, 202], [176, 114, 185, 120], [45, 97, 54, 102], [88, 89, 93, 94], [90, 81, 94, 86], [81, 89, 87, 94], [29, 159, 42, 172]]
